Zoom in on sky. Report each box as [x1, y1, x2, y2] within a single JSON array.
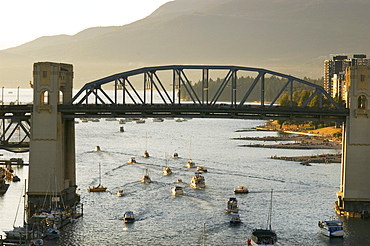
[[0, 0, 172, 50]]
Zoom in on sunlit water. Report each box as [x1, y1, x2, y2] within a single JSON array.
[[1, 118, 370, 245]]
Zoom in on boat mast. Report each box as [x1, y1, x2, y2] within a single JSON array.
[[99, 163, 102, 186], [267, 189, 273, 230], [189, 136, 192, 159]]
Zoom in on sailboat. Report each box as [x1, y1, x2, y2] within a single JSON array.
[[88, 163, 107, 192], [3, 180, 31, 244], [143, 131, 150, 158], [186, 137, 195, 168], [162, 153, 172, 175], [248, 189, 277, 246], [140, 168, 151, 184]]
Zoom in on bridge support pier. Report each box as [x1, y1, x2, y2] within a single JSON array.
[[28, 62, 80, 218], [336, 65, 370, 217]]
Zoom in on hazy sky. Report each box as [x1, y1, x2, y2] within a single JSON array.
[[0, 0, 172, 50]]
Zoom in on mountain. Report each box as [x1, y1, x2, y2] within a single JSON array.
[[1, 0, 369, 88]]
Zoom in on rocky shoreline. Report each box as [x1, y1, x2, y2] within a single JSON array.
[[235, 122, 342, 164]]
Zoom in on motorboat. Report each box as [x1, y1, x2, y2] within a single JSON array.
[[172, 152, 179, 158], [225, 197, 239, 213], [95, 145, 101, 151], [176, 179, 183, 183], [140, 168, 151, 184], [152, 118, 164, 122], [123, 211, 135, 223], [118, 119, 126, 124], [234, 186, 249, 194], [116, 190, 124, 197], [143, 150, 149, 158], [12, 175, 21, 182], [171, 186, 184, 196], [162, 166, 172, 175], [186, 159, 195, 168], [87, 163, 107, 192], [248, 189, 277, 246], [318, 219, 344, 237], [248, 229, 277, 246], [196, 166, 207, 172], [128, 157, 137, 164], [230, 213, 241, 224], [190, 172, 205, 189]]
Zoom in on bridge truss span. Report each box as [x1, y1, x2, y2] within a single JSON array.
[[67, 65, 348, 122]]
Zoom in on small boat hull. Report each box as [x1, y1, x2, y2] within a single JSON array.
[[88, 186, 107, 192]]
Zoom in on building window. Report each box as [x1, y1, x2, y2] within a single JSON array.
[[43, 71, 47, 78], [41, 90, 49, 105], [358, 95, 367, 109], [361, 74, 365, 82]]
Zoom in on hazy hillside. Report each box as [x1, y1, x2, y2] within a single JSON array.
[[1, 0, 369, 88]]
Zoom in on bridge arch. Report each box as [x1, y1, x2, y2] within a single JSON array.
[[69, 65, 341, 109]]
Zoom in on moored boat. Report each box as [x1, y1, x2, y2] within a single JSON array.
[[116, 190, 124, 197], [136, 119, 146, 124], [171, 186, 184, 196], [123, 211, 135, 223], [225, 197, 239, 213], [318, 219, 344, 237], [152, 118, 164, 122], [45, 226, 60, 240], [190, 172, 205, 189], [172, 152, 179, 158], [140, 168, 151, 184], [0, 173, 10, 194], [143, 151, 149, 158], [234, 186, 249, 194], [128, 157, 137, 164]]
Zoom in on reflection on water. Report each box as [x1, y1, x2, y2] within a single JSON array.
[[1, 118, 369, 245]]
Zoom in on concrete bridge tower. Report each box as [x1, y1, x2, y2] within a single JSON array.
[[336, 64, 370, 217], [28, 62, 79, 215]]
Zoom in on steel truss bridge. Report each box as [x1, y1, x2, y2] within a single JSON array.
[[0, 65, 348, 151]]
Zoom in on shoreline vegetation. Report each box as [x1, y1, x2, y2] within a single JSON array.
[[235, 120, 342, 165]]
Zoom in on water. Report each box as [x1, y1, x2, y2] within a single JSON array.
[[1, 118, 370, 245]]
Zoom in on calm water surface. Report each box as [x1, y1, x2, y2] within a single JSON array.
[[1, 118, 370, 245]]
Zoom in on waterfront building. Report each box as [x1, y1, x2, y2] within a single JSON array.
[[324, 54, 370, 102]]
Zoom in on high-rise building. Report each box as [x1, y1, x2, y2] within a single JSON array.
[[324, 54, 369, 101]]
